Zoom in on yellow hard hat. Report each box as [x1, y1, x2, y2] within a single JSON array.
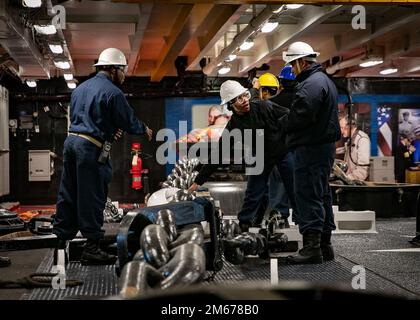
[[259, 73, 279, 88]]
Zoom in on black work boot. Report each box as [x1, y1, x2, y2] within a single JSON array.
[[53, 239, 69, 266], [0, 256, 11, 268], [286, 230, 323, 265], [321, 231, 334, 261], [80, 239, 117, 266]]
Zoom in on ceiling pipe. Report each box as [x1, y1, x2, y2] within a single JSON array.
[[326, 53, 366, 75], [202, 4, 282, 75]]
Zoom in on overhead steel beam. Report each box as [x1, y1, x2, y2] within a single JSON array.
[[238, 5, 343, 74], [128, 3, 153, 75], [344, 58, 420, 77], [149, 4, 194, 82], [150, 4, 221, 82], [345, 33, 420, 77], [322, 6, 420, 61], [187, 4, 247, 71], [332, 27, 420, 76], [65, 15, 139, 24], [403, 58, 420, 74]]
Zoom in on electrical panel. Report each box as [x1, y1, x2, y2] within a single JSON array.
[[28, 150, 53, 182]]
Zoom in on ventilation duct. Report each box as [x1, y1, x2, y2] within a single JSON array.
[[202, 4, 282, 75], [0, 46, 19, 76], [0, 1, 50, 79]]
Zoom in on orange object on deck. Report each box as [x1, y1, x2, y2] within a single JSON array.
[[18, 211, 40, 221]]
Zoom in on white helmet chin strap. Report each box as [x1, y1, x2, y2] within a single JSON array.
[[296, 60, 302, 74]]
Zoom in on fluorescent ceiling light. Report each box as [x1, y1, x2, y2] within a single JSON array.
[[22, 0, 42, 7], [240, 40, 254, 51], [49, 44, 63, 54], [26, 80, 37, 88], [34, 24, 57, 35], [261, 21, 279, 33], [272, 7, 283, 14], [218, 66, 231, 75], [67, 82, 76, 89], [54, 60, 71, 70], [380, 68, 398, 75], [286, 4, 303, 10], [359, 58, 383, 68], [64, 73, 73, 81], [226, 54, 237, 62]]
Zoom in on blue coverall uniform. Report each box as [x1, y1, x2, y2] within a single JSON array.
[[249, 87, 296, 223], [285, 63, 341, 235], [53, 73, 147, 241], [270, 86, 298, 221]]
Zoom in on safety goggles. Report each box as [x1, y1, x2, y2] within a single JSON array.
[[261, 87, 279, 96], [232, 90, 251, 104]]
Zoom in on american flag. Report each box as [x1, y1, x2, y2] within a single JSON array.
[[377, 106, 392, 156]]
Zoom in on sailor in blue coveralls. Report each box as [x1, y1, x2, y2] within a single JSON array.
[[282, 42, 341, 265], [53, 48, 153, 265]]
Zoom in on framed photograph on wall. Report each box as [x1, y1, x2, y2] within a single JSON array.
[[398, 108, 420, 163]]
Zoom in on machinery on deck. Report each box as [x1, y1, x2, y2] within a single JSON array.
[[116, 157, 300, 298], [116, 193, 298, 298], [0, 209, 26, 236], [116, 195, 223, 276]]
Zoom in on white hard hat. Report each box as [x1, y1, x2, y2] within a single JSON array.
[[282, 41, 319, 64], [146, 187, 180, 207], [220, 80, 247, 105], [93, 48, 127, 67]]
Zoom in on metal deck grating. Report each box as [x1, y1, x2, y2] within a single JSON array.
[[25, 219, 420, 300], [27, 251, 418, 300], [27, 249, 119, 300], [211, 256, 418, 299]]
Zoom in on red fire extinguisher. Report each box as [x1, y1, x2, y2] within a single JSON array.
[[130, 142, 144, 190]]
